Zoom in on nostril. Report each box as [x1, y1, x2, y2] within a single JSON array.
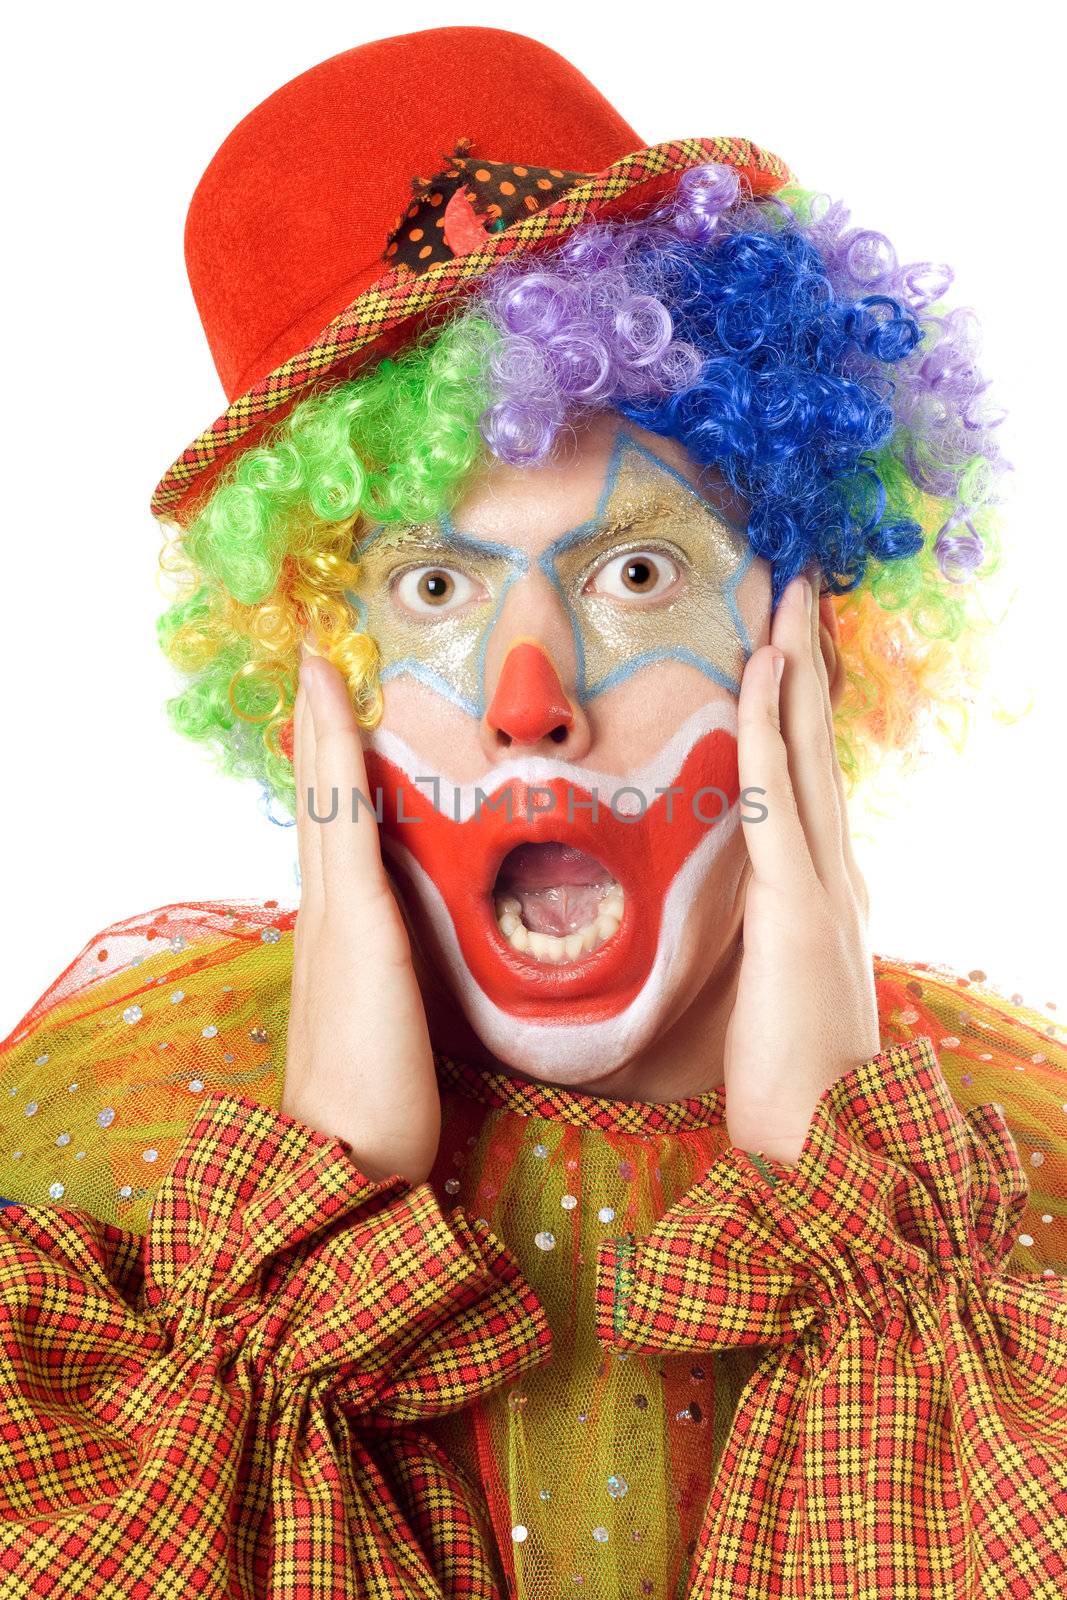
[[486, 643, 574, 750], [496, 730, 513, 749]]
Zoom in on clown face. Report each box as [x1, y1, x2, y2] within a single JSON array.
[[350, 412, 772, 1087]]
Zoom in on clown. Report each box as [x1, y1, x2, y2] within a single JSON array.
[[0, 26, 1064, 1600]]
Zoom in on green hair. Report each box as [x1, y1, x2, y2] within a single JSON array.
[[158, 315, 499, 815]]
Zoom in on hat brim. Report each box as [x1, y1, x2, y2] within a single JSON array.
[[151, 136, 792, 526]]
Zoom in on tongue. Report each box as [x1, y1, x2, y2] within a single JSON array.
[[496, 843, 613, 936], [514, 883, 607, 935]]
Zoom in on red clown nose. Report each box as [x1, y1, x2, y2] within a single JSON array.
[[487, 643, 575, 745]]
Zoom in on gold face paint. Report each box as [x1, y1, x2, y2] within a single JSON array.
[[345, 431, 753, 716], [346, 521, 529, 718], [540, 434, 753, 699]]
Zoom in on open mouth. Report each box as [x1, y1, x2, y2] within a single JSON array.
[[493, 841, 624, 965], [364, 711, 740, 1021]]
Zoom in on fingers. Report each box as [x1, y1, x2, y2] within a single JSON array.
[[302, 653, 389, 916], [811, 590, 869, 916], [289, 663, 318, 1066], [293, 668, 324, 909], [737, 642, 817, 889], [774, 575, 850, 902]]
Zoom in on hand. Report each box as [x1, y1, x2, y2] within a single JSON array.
[[723, 574, 880, 1164], [283, 652, 441, 1184]]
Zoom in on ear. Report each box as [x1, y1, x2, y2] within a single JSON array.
[[818, 589, 846, 710]]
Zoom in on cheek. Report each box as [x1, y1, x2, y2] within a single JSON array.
[[663, 821, 748, 996], [692, 823, 748, 921], [372, 676, 487, 779], [736, 558, 773, 650], [590, 666, 737, 767]]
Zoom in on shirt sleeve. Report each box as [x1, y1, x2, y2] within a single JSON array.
[[594, 1036, 1067, 1599], [0, 1092, 552, 1597]]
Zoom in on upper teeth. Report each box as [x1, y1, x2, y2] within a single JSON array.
[[494, 886, 624, 965]]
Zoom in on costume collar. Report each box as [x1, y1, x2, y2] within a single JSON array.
[[435, 1051, 725, 1134]]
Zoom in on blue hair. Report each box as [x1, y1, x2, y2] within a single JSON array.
[[618, 229, 925, 603]]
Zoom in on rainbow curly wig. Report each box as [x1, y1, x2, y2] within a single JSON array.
[[157, 164, 1007, 820]]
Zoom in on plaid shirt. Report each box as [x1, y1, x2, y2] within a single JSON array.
[[0, 907, 1065, 1596]]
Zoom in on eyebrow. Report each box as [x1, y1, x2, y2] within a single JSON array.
[[353, 518, 527, 564], [592, 497, 678, 540], [354, 482, 741, 561], [544, 488, 731, 560]]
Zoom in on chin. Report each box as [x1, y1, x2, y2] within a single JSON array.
[[364, 701, 740, 1081]]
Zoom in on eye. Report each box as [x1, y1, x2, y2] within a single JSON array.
[[393, 565, 485, 616], [586, 548, 681, 601]]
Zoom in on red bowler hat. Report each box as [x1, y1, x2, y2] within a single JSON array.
[[152, 26, 792, 526]]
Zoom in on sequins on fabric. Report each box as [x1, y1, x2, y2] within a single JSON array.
[[427, 1051, 760, 1598], [0, 903, 1064, 1597]]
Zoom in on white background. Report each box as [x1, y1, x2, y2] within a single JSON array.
[[2, 1, 1063, 1036]]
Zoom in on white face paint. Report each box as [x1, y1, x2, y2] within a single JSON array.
[[351, 412, 771, 1084], [364, 701, 742, 1081]]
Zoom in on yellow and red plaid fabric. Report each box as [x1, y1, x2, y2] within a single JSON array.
[[0, 1095, 547, 1597], [595, 1035, 1067, 1596], [0, 903, 1065, 1596]]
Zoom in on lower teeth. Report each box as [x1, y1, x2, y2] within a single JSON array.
[[494, 886, 624, 964]]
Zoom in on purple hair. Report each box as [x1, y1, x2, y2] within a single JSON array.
[[463, 164, 1007, 603]]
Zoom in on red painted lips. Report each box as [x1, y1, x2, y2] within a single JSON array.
[[366, 726, 739, 1022]]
